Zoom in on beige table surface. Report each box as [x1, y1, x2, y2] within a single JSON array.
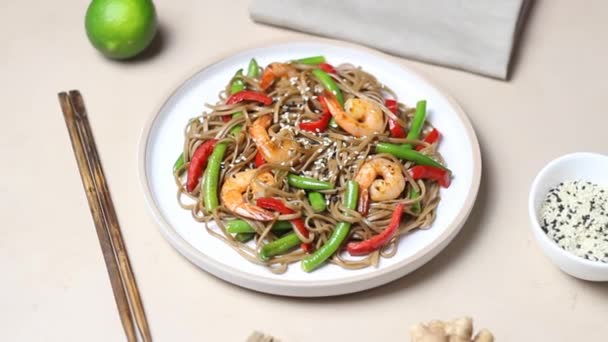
[[2, 0, 608, 341]]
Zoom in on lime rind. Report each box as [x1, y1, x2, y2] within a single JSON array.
[[85, 0, 157, 59]]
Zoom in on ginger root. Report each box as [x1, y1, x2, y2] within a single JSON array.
[[410, 317, 494, 342]]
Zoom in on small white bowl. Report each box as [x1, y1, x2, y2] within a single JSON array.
[[529, 152, 608, 281]]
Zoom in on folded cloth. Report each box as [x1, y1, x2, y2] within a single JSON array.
[[249, 0, 531, 79]]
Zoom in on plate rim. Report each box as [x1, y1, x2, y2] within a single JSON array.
[[137, 40, 482, 296]]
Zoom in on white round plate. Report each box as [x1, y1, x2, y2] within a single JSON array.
[[139, 42, 481, 297]]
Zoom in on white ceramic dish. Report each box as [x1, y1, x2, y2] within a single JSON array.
[[528, 152, 608, 281], [138, 42, 482, 296]]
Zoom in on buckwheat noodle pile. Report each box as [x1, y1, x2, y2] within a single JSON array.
[[173, 59, 445, 273]]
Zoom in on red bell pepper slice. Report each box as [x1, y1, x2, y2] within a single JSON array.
[[347, 203, 404, 256], [299, 95, 331, 132], [409, 165, 451, 188], [299, 111, 331, 132], [385, 99, 406, 138], [186, 139, 218, 192], [385, 99, 398, 113], [255, 151, 266, 168], [319, 63, 337, 74], [256, 198, 311, 252], [226, 90, 273, 106], [256, 197, 293, 214], [416, 128, 441, 151]]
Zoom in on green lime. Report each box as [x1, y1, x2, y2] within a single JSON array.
[[85, 0, 157, 59]]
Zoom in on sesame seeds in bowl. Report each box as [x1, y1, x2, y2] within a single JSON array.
[[540, 180, 608, 264], [529, 152, 608, 281]]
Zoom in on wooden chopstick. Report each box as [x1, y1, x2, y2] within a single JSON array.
[[68, 90, 152, 341], [58, 93, 137, 341], [59, 91, 151, 341]]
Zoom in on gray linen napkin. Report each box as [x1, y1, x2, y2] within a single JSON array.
[[249, 0, 531, 79]]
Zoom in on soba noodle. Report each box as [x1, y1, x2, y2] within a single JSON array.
[[173, 60, 443, 273]]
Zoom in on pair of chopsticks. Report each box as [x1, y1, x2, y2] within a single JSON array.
[[58, 91, 151, 342]]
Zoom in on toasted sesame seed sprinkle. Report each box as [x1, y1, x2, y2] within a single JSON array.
[[541, 180, 608, 263]]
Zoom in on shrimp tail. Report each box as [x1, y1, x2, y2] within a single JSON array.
[[324, 92, 343, 118], [260, 68, 275, 90], [257, 114, 272, 128], [260, 63, 296, 90], [235, 204, 276, 221], [358, 188, 370, 215]]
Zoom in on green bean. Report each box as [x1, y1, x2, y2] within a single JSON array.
[[226, 220, 293, 234], [312, 69, 343, 106], [295, 55, 326, 65], [301, 180, 358, 272], [287, 174, 334, 190], [247, 58, 259, 78], [328, 118, 339, 129], [228, 113, 244, 135], [235, 233, 254, 243], [202, 142, 228, 211], [225, 220, 252, 234], [228, 70, 246, 135], [230, 69, 245, 94], [403, 100, 426, 149], [410, 188, 421, 214], [270, 221, 293, 231], [173, 153, 184, 174], [312, 69, 342, 129], [375, 143, 448, 171], [259, 232, 301, 261], [308, 192, 327, 213]]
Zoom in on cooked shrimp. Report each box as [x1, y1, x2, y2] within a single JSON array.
[[260, 63, 297, 90], [354, 158, 405, 214], [220, 169, 276, 221], [249, 115, 297, 164], [324, 95, 384, 137]]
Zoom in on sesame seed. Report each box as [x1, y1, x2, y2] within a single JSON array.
[[541, 180, 608, 263]]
